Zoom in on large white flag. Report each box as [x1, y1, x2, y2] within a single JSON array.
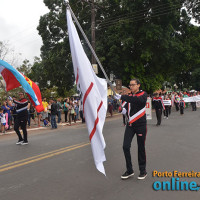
[[67, 9, 107, 175]]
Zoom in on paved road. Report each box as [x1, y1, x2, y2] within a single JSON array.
[[0, 107, 200, 200]]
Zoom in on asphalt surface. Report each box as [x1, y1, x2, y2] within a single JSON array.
[[0, 107, 200, 200]]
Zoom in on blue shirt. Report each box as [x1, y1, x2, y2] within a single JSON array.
[[1, 105, 12, 117]]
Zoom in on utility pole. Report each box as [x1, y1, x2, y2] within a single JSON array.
[[91, 0, 96, 65]]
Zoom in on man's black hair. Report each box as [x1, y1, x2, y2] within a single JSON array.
[[131, 78, 141, 85]]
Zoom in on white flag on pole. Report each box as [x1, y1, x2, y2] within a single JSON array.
[[66, 9, 107, 175]]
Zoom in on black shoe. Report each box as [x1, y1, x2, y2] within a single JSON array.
[[121, 171, 134, 180], [137, 172, 147, 180]]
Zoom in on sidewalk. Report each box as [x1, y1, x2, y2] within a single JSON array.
[[0, 111, 120, 136]]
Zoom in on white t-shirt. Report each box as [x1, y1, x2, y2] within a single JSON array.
[[0, 113, 6, 124]]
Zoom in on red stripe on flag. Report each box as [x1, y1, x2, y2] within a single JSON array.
[[129, 110, 146, 124], [97, 101, 103, 112], [89, 101, 103, 141], [83, 82, 94, 114]]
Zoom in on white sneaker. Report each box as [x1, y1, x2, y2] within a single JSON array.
[[21, 141, 29, 145], [16, 141, 23, 145], [137, 172, 147, 180]]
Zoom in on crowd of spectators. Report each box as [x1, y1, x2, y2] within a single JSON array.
[[0, 96, 85, 134], [0, 91, 199, 134]]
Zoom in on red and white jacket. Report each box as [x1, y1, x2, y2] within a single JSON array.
[[153, 97, 165, 110], [121, 90, 147, 126]]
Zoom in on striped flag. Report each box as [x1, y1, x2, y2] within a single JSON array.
[[0, 59, 44, 113], [67, 9, 107, 175]]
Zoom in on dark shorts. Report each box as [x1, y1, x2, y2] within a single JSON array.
[[30, 113, 35, 119]]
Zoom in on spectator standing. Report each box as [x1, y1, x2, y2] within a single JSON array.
[[63, 99, 69, 122], [68, 100, 76, 125], [47, 100, 52, 122], [42, 98, 49, 120], [0, 108, 6, 133], [1, 101, 12, 129], [74, 101, 79, 120], [57, 98, 62, 123], [50, 99, 58, 129], [28, 102, 37, 127], [108, 101, 113, 117], [37, 112, 42, 127]]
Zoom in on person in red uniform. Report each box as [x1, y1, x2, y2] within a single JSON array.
[[114, 79, 148, 180], [153, 93, 165, 126], [179, 96, 185, 115], [10, 92, 29, 145]]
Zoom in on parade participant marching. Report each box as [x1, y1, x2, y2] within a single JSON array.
[[191, 93, 197, 111], [114, 79, 148, 180], [153, 93, 165, 126], [163, 95, 171, 119], [179, 96, 185, 115], [9, 92, 29, 145], [174, 93, 180, 111]]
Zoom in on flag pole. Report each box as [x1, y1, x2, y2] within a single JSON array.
[[64, 0, 116, 95]]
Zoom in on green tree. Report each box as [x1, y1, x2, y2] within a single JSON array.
[[184, 0, 200, 24], [17, 59, 32, 76], [35, 0, 86, 96], [35, 0, 200, 95], [95, 0, 189, 93], [29, 57, 49, 90]]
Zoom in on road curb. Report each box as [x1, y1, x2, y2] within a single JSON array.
[[0, 113, 121, 136]]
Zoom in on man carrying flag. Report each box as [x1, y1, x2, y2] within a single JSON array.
[[9, 92, 29, 145]]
